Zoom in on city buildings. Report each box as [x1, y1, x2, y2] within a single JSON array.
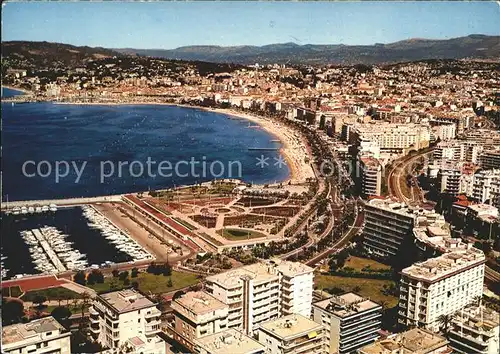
[[89, 289, 165, 354], [357, 327, 450, 354], [256, 314, 325, 354], [398, 247, 485, 331], [205, 259, 314, 335], [448, 303, 499, 354], [312, 293, 382, 354], [1, 316, 71, 354], [170, 291, 229, 351], [194, 328, 266, 354]]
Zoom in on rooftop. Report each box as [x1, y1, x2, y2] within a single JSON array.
[[451, 304, 499, 333], [358, 328, 448, 354], [99, 289, 158, 314], [258, 314, 323, 340], [173, 291, 227, 314], [2, 316, 67, 346], [313, 292, 381, 318], [194, 328, 265, 354], [402, 247, 485, 283], [206, 259, 313, 288]]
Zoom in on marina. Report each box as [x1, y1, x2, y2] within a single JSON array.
[[1, 205, 153, 280]]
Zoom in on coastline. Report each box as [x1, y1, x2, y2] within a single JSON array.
[[1, 85, 32, 95], [14, 98, 314, 185]]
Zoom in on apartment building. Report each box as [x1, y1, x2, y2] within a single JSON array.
[[2, 317, 71, 354], [471, 169, 500, 207], [256, 314, 325, 354], [205, 259, 314, 335], [170, 291, 229, 351], [353, 122, 430, 154], [448, 304, 499, 354], [89, 289, 165, 354], [437, 168, 462, 196], [431, 122, 456, 141], [398, 247, 485, 331], [312, 293, 382, 354], [357, 327, 449, 354], [479, 150, 500, 170], [362, 198, 441, 260], [357, 156, 383, 197], [194, 328, 265, 354]]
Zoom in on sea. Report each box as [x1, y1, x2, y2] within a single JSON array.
[[1, 87, 289, 278], [2, 87, 289, 201]]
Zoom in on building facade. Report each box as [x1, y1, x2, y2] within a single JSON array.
[[89, 289, 165, 354], [398, 247, 485, 331], [312, 293, 382, 354], [2, 317, 71, 354], [205, 259, 314, 335], [357, 156, 383, 197]]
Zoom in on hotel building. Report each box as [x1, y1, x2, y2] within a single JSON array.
[[312, 293, 382, 354], [205, 259, 314, 335], [398, 247, 485, 331], [357, 327, 450, 354], [194, 328, 265, 354], [170, 291, 229, 351], [256, 314, 326, 354], [448, 304, 499, 354], [88, 289, 165, 354], [2, 317, 71, 354]]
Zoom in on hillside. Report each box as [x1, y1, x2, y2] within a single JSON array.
[[115, 35, 500, 65], [1, 41, 123, 69]]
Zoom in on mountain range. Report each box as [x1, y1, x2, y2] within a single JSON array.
[[115, 35, 500, 65]]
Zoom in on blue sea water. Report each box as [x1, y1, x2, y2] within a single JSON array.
[[2, 88, 289, 201]]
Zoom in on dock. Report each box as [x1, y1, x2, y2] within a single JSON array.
[[248, 147, 280, 151], [31, 229, 67, 272]]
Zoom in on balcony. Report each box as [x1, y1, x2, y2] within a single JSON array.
[[145, 310, 161, 319], [90, 316, 100, 324], [145, 323, 161, 336], [89, 324, 100, 334], [89, 306, 99, 316]]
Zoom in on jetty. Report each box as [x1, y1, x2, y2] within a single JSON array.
[[248, 147, 280, 151], [31, 229, 66, 272]]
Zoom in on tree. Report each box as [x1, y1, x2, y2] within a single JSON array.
[[352, 286, 362, 293], [88, 269, 104, 284], [119, 271, 129, 281], [112, 269, 120, 277], [131, 267, 139, 278], [51, 306, 72, 328], [167, 278, 173, 287], [74, 271, 86, 286], [131, 281, 139, 290], [437, 314, 452, 334], [33, 295, 47, 309], [2, 298, 24, 325], [123, 278, 130, 286]]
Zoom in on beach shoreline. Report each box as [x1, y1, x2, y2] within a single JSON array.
[[2, 85, 32, 95]]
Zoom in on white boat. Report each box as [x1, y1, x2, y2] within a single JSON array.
[[27, 206, 35, 213], [41, 206, 49, 212]]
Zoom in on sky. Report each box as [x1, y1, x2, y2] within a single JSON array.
[[2, 1, 499, 49]]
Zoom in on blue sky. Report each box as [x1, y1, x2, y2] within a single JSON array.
[[2, 1, 499, 49]]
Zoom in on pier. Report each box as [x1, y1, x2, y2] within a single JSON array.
[[31, 229, 67, 273], [247, 147, 280, 151], [1, 195, 123, 211]]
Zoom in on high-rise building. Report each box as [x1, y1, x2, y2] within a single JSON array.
[[312, 293, 382, 354], [398, 247, 485, 331], [256, 314, 326, 354], [170, 291, 229, 351], [2, 317, 71, 354], [89, 289, 165, 354], [205, 259, 314, 335], [448, 303, 499, 354], [357, 156, 383, 197], [194, 328, 266, 354], [357, 327, 450, 354]]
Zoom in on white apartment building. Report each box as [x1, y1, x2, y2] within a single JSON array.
[[362, 198, 441, 260], [448, 304, 499, 354], [312, 293, 382, 354], [357, 156, 383, 197], [357, 327, 450, 354], [89, 289, 165, 354], [398, 247, 485, 331], [205, 259, 314, 335], [2, 317, 71, 354], [256, 314, 326, 354], [353, 122, 430, 154], [471, 169, 500, 207], [431, 122, 456, 141], [437, 168, 462, 196], [170, 291, 229, 351], [194, 328, 265, 354]]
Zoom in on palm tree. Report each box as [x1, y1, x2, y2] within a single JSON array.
[[437, 314, 452, 334]]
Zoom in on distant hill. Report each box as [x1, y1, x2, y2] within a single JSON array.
[[115, 35, 500, 65], [2, 41, 122, 69]]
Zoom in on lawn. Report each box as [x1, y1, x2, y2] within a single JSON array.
[[217, 228, 266, 241], [315, 273, 399, 307], [343, 256, 390, 272], [87, 271, 199, 294], [22, 287, 81, 302]]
